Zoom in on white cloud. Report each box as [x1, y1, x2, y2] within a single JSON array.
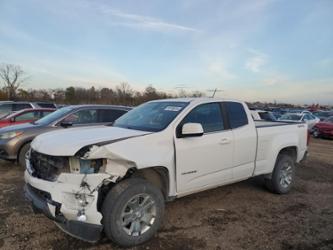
[[208, 61, 236, 80], [103, 9, 200, 33], [262, 74, 288, 86], [245, 49, 267, 73]]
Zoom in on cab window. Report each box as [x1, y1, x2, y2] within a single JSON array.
[[224, 102, 248, 129], [181, 103, 224, 133]]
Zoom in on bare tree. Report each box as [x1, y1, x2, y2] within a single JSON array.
[[0, 64, 27, 100]]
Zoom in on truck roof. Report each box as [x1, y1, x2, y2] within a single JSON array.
[[149, 97, 243, 104]]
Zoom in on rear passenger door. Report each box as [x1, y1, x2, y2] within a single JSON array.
[[13, 110, 39, 124], [223, 102, 257, 180], [175, 102, 234, 194]]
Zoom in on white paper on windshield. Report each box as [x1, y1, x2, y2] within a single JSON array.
[[164, 106, 182, 112]]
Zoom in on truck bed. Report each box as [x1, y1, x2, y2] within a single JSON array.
[[254, 120, 301, 128], [253, 120, 308, 176]]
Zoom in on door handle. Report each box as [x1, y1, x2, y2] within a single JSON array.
[[219, 138, 231, 145]]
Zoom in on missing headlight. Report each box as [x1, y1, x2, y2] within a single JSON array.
[[69, 158, 105, 174]]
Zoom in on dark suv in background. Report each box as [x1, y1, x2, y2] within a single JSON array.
[[0, 101, 57, 117], [0, 105, 131, 167]]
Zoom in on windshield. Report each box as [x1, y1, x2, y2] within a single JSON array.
[[34, 106, 73, 125], [259, 112, 276, 121], [279, 114, 302, 121], [113, 101, 189, 132]]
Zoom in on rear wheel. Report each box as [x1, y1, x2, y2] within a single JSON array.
[[102, 178, 164, 247], [18, 143, 30, 169], [265, 154, 295, 194]]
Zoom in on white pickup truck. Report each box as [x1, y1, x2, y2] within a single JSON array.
[[24, 98, 308, 247]]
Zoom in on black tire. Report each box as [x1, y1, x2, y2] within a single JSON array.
[[102, 178, 165, 247], [313, 128, 320, 138], [265, 154, 295, 194], [18, 143, 30, 169]]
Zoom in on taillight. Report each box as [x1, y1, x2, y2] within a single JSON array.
[[307, 130, 310, 146]]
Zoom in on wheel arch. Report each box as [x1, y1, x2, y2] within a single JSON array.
[[277, 146, 297, 162], [132, 166, 170, 200], [17, 140, 32, 162]]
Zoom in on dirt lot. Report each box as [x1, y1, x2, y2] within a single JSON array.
[[0, 138, 332, 250]]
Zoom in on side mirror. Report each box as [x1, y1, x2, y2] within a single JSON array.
[[60, 121, 73, 128], [181, 123, 204, 137]]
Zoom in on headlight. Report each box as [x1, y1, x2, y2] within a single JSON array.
[[0, 131, 23, 139]]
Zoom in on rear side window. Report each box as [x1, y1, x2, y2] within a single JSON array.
[[98, 109, 127, 122], [37, 103, 56, 108], [182, 103, 224, 133], [0, 104, 13, 113], [13, 103, 32, 111], [15, 111, 38, 121], [224, 102, 248, 129], [63, 109, 98, 124]]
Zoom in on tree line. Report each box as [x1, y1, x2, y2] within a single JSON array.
[[0, 63, 204, 106]]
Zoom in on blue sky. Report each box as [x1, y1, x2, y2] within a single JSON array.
[[0, 0, 332, 104]]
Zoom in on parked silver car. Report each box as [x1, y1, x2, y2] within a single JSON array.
[[278, 112, 320, 130], [0, 105, 130, 167]]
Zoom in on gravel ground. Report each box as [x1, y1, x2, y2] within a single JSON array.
[[0, 138, 332, 250]]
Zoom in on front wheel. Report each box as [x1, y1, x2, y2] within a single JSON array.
[[312, 128, 320, 138], [18, 143, 31, 169], [102, 178, 165, 247], [265, 154, 295, 194]]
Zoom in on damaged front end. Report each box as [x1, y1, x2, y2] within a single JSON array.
[[24, 144, 135, 242]]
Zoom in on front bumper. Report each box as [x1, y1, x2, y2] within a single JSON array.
[[24, 183, 103, 242], [0, 138, 20, 160], [24, 168, 110, 242]]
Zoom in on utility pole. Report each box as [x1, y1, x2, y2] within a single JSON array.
[[207, 88, 223, 98]]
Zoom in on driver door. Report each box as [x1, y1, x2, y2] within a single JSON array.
[[175, 102, 234, 195]]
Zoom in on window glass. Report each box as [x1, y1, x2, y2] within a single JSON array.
[[0, 104, 13, 113], [40, 111, 54, 118], [35, 106, 73, 125], [13, 103, 32, 111], [37, 103, 56, 108], [63, 109, 98, 124], [98, 109, 127, 123], [303, 114, 311, 121], [259, 112, 276, 121], [225, 102, 248, 129], [114, 102, 188, 132], [15, 111, 37, 121], [182, 103, 224, 133]]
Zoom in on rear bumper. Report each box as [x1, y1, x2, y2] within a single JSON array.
[[299, 150, 308, 164], [24, 183, 103, 242]]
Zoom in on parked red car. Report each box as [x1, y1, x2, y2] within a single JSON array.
[[312, 116, 333, 139], [0, 108, 55, 128]]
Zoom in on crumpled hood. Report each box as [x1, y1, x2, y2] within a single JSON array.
[[31, 126, 149, 156]]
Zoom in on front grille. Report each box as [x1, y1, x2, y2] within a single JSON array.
[[29, 150, 69, 181]]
